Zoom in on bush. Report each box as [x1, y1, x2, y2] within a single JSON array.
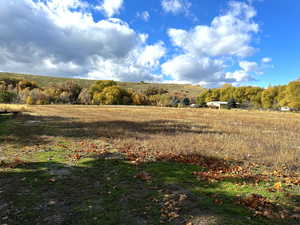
[[169, 96, 180, 107], [182, 97, 190, 106], [17, 80, 38, 91], [143, 86, 168, 96], [131, 93, 148, 105], [78, 89, 92, 105], [90, 81, 117, 96], [122, 96, 132, 105], [227, 98, 237, 109], [158, 95, 172, 107], [0, 78, 20, 88], [26, 89, 49, 105], [148, 95, 161, 106], [94, 86, 124, 105], [59, 81, 82, 104], [0, 91, 17, 103]]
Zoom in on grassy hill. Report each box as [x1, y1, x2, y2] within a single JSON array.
[[0, 72, 203, 97]]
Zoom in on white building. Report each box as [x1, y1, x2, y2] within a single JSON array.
[[207, 101, 228, 109], [280, 106, 291, 112]]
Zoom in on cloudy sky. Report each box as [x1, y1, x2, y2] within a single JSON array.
[[0, 0, 299, 87]]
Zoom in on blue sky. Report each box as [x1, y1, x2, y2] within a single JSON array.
[[0, 0, 299, 87]]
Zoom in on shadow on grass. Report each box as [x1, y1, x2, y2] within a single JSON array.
[[1, 113, 223, 147], [1, 114, 298, 225], [0, 156, 296, 225]]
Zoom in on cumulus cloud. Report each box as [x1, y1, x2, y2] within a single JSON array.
[[0, 0, 165, 82], [162, 54, 226, 83], [137, 11, 150, 22], [87, 41, 166, 82], [162, 1, 261, 86], [239, 61, 258, 73], [161, 0, 191, 15], [167, 2, 258, 58], [96, 0, 124, 18], [262, 57, 272, 63]]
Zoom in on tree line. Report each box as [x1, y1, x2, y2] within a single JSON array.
[[0, 77, 299, 110], [196, 82, 300, 110]]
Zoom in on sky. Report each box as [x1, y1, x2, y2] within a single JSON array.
[[0, 0, 299, 88]]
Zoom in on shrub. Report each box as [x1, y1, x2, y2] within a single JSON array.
[[59, 91, 72, 104], [26, 96, 34, 105], [60, 81, 82, 104], [78, 89, 92, 105], [182, 97, 190, 106], [131, 93, 148, 105], [169, 96, 180, 107], [143, 86, 168, 96], [0, 91, 17, 103], [26, 89, 49, 105], [0, 78, 20, 88], [148, 95, 161, 106], [122, 96, 132, 105], [17, 80, 38, 91], [228, 98, 237, 109], [159, 95, 172, 107], [90, 81, 117, 96], [94, 86, 124, 105]]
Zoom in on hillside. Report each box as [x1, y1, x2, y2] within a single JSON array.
[[0, 72, 203, 97]]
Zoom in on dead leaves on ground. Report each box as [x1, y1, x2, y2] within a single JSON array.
[[118, 143, 300, 221], [0, 158, 25, 168], [135, 171, 152, 181], [159, 189, 189, 223], [235, 193, 300, 220]]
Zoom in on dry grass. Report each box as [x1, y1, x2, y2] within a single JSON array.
[[0, 104, 29, 113], [26, 105, 300, 173]]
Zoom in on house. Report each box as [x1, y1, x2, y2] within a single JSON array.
[[207, 101, 228, 109], [280, 106, 291, 112]]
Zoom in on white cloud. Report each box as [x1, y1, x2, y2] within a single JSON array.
[[137, 11, 150, 22], [0, 0, 165, 82], [162, 54, 229, 84], [161, 0, 191, 15], [96, 0, 123, 18], [225, 70, 254, 83], [87, 41, 166, 81], [167, 2, 258, 58], [262, 57, 272, 63], [162, 1, 260, 86], [239, 61, 258, 73], [137, 42, 166, 68]]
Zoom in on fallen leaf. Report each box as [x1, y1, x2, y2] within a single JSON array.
[[135, 171, 151, 181], [273, 182, 282, 191]]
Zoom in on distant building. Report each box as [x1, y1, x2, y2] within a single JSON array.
[[207, 101, 228, 109], [190, 104, 200, 108], [280, 106, 291, 112]]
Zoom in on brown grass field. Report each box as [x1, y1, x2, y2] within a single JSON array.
[[1, 105, 300, 225], [22, 105, 300, 172]]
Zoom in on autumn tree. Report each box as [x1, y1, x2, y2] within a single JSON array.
[[78, 88, 92, 105], [93, 86, 130, 105], [283, 81, 300, 109], [90, 81, 117, 96], [17, 80, 38, 91]]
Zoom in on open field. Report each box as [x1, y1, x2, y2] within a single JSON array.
[[1, 105, 300, 225], [0, 72, 204, 96], [0, 104, 29, 113]]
